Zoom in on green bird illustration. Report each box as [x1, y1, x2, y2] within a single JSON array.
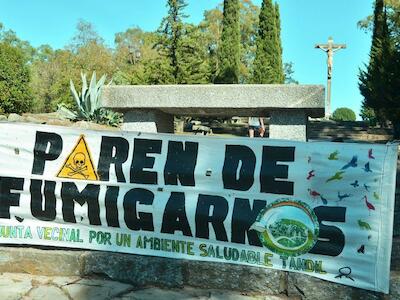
[[358, 219, 371, 230], [326, 171, 345, 183], [373, 192, 380, 200], [328, 150, 339, 160]]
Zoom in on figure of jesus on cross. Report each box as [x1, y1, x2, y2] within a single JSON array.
[[315, 37, 346, 117]]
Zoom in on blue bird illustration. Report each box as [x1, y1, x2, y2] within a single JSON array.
[[363, 184, 370, 192], [338, 192, 351, 201], [320, 195, 328, 205], [350, 180, 359, 188], [341, 155, 358, 170], [363, 162, 372, 172]]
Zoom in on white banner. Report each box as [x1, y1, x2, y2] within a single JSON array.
[[0, 123, 397, 293]]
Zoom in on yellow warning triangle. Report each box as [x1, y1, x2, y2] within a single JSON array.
[[57, 135, 99, 181]]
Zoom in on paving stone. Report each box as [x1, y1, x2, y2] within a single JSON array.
[[0, 273, 33, 300], [62, 278, 133, 300], [24, 285, 69, 300], [51, 276, 81, 287]]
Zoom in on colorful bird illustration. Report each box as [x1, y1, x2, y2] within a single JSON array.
[[364, 196, 375, 213], [341, 155, 358, 170], [373, 192, 380, 200], [326, 171, 345, 183], [328, 150, 339, 160], [357, 245, 365, 254], [308, 189, 321, 198], [320, 195, 328, 205], [363, 184, 370, 192], [363, 162, 372, 172], [307, 170, 315, 180], [338, 192, 351, 201], [358, 219, 372, 230], [368, 149, 375, 159], [350, 180, 359, 188]]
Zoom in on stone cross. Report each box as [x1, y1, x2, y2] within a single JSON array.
[[315, 37, 346, 118]]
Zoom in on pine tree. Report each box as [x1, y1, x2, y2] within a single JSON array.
[[177, 24, 211, 84], [252, 0, 282, 83], [157, 0, 188, 82], [215, 0, 240, 84]]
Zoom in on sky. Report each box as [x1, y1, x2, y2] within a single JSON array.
[[0, 0, 374, 118]]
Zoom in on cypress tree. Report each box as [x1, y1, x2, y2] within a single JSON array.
[[359, 0, 394, 124], [274, 2, 284, 83], [215, 0, 240, 84], [252, 0, 282, 83]]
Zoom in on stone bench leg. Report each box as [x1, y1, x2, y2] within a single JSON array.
[[269, 110, 308, 141], [122, 110, 174, 133]]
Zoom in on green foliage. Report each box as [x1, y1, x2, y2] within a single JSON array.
[[176, 24, 211, 83], [114, 29, 160, 85], [70, 72, 106, 118], [274, 2, 284, 83], [252, 0, 283, 83], [359, 0, 399, 126], [59, 72, 122, 127], [331, 107, 357, 122], [157, 0, 188, 82], [200, 7, 223, 82], [360, 106, 377, 126], [68, 20, 105, 51], [30, 20, 115, 112], [0, 23, 36, 62], [2, 0, 297, 116], [0, 42, 33, 114], [358, 0, 400, 44], [31, 49, 79, 112], [284, 62, 298, 84], [238, 0, 260, 83], [215, 0, 241, 83]]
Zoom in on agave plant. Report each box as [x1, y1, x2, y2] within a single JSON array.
[[58, 72, 122, 127]]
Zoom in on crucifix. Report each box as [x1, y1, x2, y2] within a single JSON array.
[[315, 37, 346, 118]]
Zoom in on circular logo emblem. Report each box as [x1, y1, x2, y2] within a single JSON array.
[[251, 199, 319, 257]]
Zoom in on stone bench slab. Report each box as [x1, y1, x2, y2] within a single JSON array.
[[101, 84, 325, 118]]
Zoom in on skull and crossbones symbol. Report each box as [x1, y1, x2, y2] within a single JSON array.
[[66, 152, 89, 179]]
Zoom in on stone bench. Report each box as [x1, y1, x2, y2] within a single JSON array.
[[101, 84, 325, 141]]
